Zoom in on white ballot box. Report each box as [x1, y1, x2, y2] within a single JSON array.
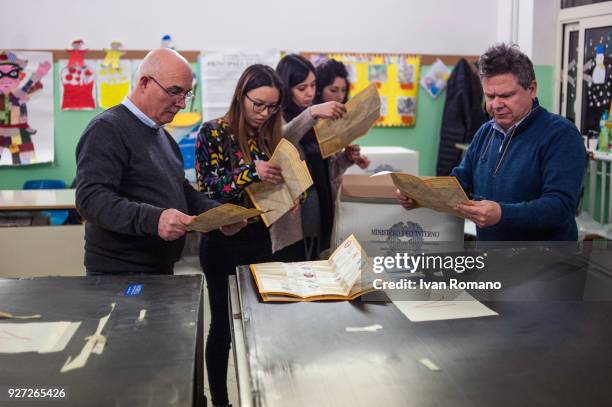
[[346, 146, 419, 175], [333, 175, 464, 258]]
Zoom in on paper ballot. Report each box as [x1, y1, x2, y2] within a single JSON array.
[[250, 234, 376, 301], [383, 172, 469, 217], [393, 290, 498, 322], [314, 84, 381, 158], [0, 321, 81, 354], [246, 139, 313, 226], [187, 204, 264, 233]]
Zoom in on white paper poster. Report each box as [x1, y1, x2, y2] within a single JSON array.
[[200, 49, 280, 122], [0, 51, 54, 166]]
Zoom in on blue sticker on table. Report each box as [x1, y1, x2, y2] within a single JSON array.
[[125, 284, 143, 296]]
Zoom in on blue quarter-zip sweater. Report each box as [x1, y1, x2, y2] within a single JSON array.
[[451, 100, 586, 241]]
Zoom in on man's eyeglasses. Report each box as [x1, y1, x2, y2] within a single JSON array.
[[245, 94, 280, 114], [148, 76, 194, 102]]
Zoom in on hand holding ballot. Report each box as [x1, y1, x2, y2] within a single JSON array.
[[310, 101, 347, 120], [314, 84, 381, 158], [254, 160, 283, 185], [387, 172, 469, 217], [454, 200, 502, 228], [246, 139, 313, 226], [186, 204, 262, 233], [392, 172, 502, 226]]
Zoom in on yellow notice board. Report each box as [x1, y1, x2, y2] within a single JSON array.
[[307, 53, 421, 127]]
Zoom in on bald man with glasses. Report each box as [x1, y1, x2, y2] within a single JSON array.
[[76, 48, 245, 275]]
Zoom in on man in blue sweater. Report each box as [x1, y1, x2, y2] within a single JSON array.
[[76, 48, 245, 274], [398, 44, 586, 240]]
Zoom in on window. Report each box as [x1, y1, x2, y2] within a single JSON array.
[[557, 5, 612, 134]]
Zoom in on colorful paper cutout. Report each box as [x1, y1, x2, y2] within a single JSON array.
[[67, 39, 87, 68], [0, 50, 53, 165], [102, 41, 125, 69], [419, 58, 450, 99], [61, 40, 95, 111], [161, 34, 175, 49], [98, 42, 130, 110]]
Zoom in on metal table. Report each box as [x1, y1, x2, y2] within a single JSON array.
[[229, 245, 612, 407], [0, 275, 204, 407]]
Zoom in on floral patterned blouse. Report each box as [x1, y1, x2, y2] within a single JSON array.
[[195, 118, 266, 203]]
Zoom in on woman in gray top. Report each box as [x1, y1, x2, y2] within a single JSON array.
[[274, 54, 369, 261]]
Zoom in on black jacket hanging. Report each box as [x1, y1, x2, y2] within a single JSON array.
[[436, 58, 488, 176]]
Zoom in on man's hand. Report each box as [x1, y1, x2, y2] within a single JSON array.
[[310, 101, 346, 120], [396, 189, 417, 210], [220, 220, 247, 236], [454, 200, 502, 228], [255, 160, 283, 185], [158, 209, 195, 241]]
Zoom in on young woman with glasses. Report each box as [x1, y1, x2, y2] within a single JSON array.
[[195, 64, 284, 407], [273, 54, 369, 262]]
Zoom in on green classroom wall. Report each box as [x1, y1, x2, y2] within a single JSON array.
[[0, 64, 555, 190]]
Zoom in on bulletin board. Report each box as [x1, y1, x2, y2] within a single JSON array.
[[304, 53, 421, 127]]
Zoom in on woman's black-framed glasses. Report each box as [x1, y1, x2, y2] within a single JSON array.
[[245, 94, 280, 114], [148, 76, 194, 102]]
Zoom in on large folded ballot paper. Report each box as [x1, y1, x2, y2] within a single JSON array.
[[333, 174, 464, 258], [345, 146, 419, 176], [246, 139, 313, 226], [186, 204, 264, 233], [385, 172, 469, 218], [250, 235, 376, 302], [314, 84, 381, 158]]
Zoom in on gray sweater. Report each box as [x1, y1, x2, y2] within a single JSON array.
[[76, 104, 217, 274]]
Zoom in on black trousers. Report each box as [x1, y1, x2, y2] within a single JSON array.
[[200, 221, 272, 406]]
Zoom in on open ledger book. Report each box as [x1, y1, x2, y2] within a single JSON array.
[[250, 235, 376, 302], [245, 139, 313, 226], [380, 172, 469, 217], [314, 84, 381, 158], [186, 204, 264, 233]]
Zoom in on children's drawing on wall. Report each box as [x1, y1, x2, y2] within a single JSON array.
[[98, 41, 131, 109], [397, 96, 416, 118], [60, 40, 95, 110], [0, 51, 53, 166], [368, 64, 388, 84], [581, 26, 612, 134], [398, 61, 416, 90], [419, 58, 450, 98], [379, 96, 388, 118]]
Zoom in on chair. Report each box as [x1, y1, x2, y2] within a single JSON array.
[[22, 179, 69, 226]]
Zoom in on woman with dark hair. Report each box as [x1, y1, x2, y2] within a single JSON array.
[[273, 54, 368, 261], [314, 58, 350, 104], [195, 64, 285, 407], [315, 58, 370, 169]]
